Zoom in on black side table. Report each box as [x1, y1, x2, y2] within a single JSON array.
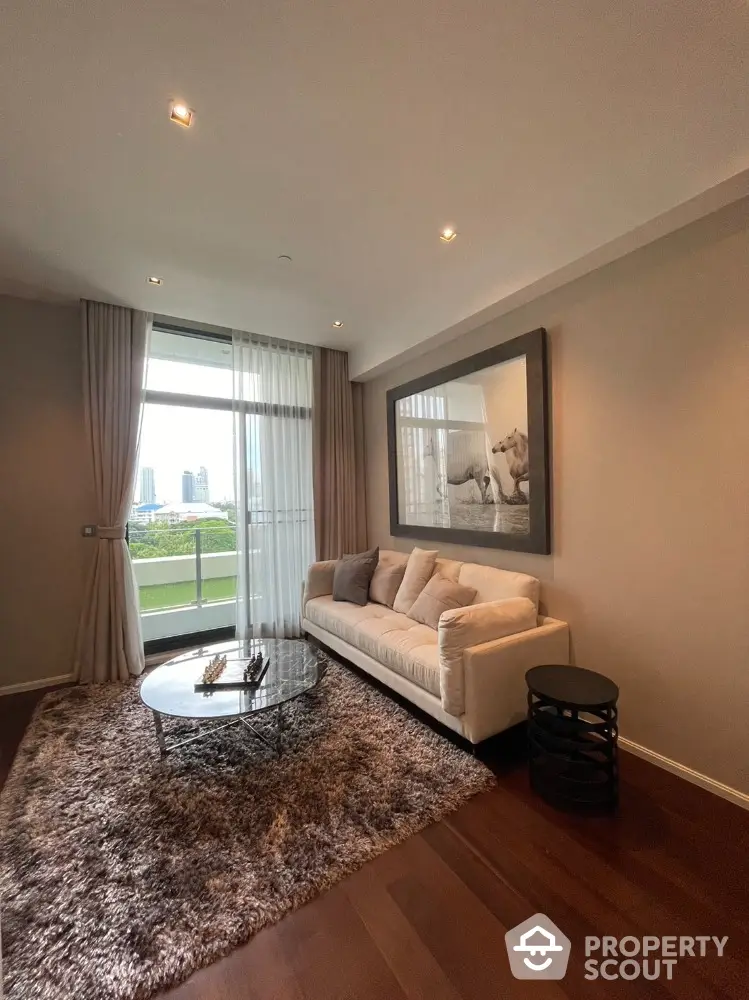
[[526, 665, 619, 810]]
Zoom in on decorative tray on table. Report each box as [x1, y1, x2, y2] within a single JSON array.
[[193, 652, 270, 692]]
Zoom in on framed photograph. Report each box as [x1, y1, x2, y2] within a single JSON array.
[[386, 328, 550, 553]]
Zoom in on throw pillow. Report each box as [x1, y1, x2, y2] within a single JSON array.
[[407, 574, 477, 630], [369, 551, 409, 607], [392, 547, 438, 614], [332, 547, 380, 606]]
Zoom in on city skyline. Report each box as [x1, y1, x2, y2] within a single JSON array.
[[179, 466, 211, 504], [181, 470, 196, 503], [137, 401, 235, 506], [196, 466, 209, 503], [139, 466, 156, 505], [136, 464, 220, 508]]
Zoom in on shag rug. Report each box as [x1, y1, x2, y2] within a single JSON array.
[[0, 656, 494, 1000]]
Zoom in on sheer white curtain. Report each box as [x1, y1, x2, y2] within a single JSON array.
[[233, 333, 314, 638], [397, 387, 448, 520]]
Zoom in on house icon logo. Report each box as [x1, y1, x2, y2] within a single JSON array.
[[505, 913, 571, 979]]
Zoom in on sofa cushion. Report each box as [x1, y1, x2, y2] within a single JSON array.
[[458, 562, 540, 609], [407, 575, 477, 630], [305, 595, 387, 645], [359, 621, 441, 698], [369, 550, 409, 608], [304, 596, 441, 701], [333, 547, 379, 606], [393, 547, 438, 614]]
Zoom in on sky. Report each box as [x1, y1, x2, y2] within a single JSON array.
[[137, 357, 235, 505], [136, 330, 311, 507]]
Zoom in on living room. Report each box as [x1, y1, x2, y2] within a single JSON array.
[[1, 2, 748, 998]]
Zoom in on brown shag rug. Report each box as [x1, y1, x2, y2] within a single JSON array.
[[0, 656, 494, 1000]]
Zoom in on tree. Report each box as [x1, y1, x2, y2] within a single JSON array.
[[128, 518, 237, 559]]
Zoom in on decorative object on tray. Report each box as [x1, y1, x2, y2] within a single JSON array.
[[194, 651, 270, 692], [201, 654, 227, 685], [243, 651, 270, 685]]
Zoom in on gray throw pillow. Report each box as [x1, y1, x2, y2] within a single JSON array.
[[407, 574, 477, 630], [332, 547, 380, 606]]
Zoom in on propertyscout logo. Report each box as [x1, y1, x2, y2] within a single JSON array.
[[504, 915, 728, 982], [505, 915, 571, 979]]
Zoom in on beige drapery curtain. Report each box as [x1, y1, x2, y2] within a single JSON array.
[[73, 300, 151, 683], [312, 347, 367, 559]]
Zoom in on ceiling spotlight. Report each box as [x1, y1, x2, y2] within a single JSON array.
[[169, 102, 194, 127], [278, 254, 292, 262], [439, 228, 457, 243], [332, 320, 344, 329], [146, 276, 163, 286]]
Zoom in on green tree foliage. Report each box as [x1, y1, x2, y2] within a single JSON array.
[[129, 518, 236, 559]]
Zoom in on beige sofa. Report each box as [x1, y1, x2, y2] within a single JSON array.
[[303, 550, 570, 744]]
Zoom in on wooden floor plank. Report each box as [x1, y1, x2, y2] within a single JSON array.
[[343, 852, 465, 1000], [384, 832, 568, 1000], [275, 883, 408, 1000], [163, 926, 306, 1000]]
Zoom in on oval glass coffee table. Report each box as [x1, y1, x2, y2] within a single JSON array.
[[140, 638, 326, 758]]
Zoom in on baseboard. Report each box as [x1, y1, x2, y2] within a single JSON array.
[[0, 674, 75, 697], [620, 737, 749, 811]]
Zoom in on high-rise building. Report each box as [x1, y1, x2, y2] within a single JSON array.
[[140, 466, 156, 504], [181, 470, 196, 503], [195, 465, 209, 503]]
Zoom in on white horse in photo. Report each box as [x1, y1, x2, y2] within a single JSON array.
[[491, 428, 529, 499], [424, 432, 490, 503]]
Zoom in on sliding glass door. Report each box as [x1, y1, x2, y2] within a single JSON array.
[[132, 401, 237, 642], [130, 326, 314, 647]]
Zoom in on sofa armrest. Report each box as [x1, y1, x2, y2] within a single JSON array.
[[303, 560, 337, 611], [438, 597, 537, 715], [461, 619, 570, 742]]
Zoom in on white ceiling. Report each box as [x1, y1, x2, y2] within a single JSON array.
[[1, 0, 747, 378]]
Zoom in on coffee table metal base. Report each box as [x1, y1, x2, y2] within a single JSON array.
[[151, 703, 285, 759]]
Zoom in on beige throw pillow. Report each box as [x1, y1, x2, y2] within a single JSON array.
[[369, 551, 408, 608], [407, 575, 477, 630], [392, 547, 438, 614]]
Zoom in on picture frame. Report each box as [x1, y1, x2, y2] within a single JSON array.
[[386, 327, 550, 554]]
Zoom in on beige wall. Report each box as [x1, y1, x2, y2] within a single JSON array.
[[0, 296, 95, 688], [365, 199, 749, 794]]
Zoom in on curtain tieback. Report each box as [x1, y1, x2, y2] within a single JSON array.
[[97, 525, 126, 540]]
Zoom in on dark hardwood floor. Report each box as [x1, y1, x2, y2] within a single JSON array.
[[1, 686, 747, 999]]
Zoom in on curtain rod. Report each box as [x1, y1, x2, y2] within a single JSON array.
[[153, 321, 231, 345], [154, 321, 316, 356]]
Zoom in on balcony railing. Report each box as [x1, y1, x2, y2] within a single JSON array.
[[129, 524, 237, 613], [128, 512, 313, 642]]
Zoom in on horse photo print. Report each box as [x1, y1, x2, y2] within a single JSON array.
[[387, 329, 549, 553]]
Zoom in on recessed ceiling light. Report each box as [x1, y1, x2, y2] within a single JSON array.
[[146, 276, 163, 286], [278, 254, 292, 262], [169, 102, 194, 127], [332, 320, 344, 328], [439, 228, 457, 243]]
